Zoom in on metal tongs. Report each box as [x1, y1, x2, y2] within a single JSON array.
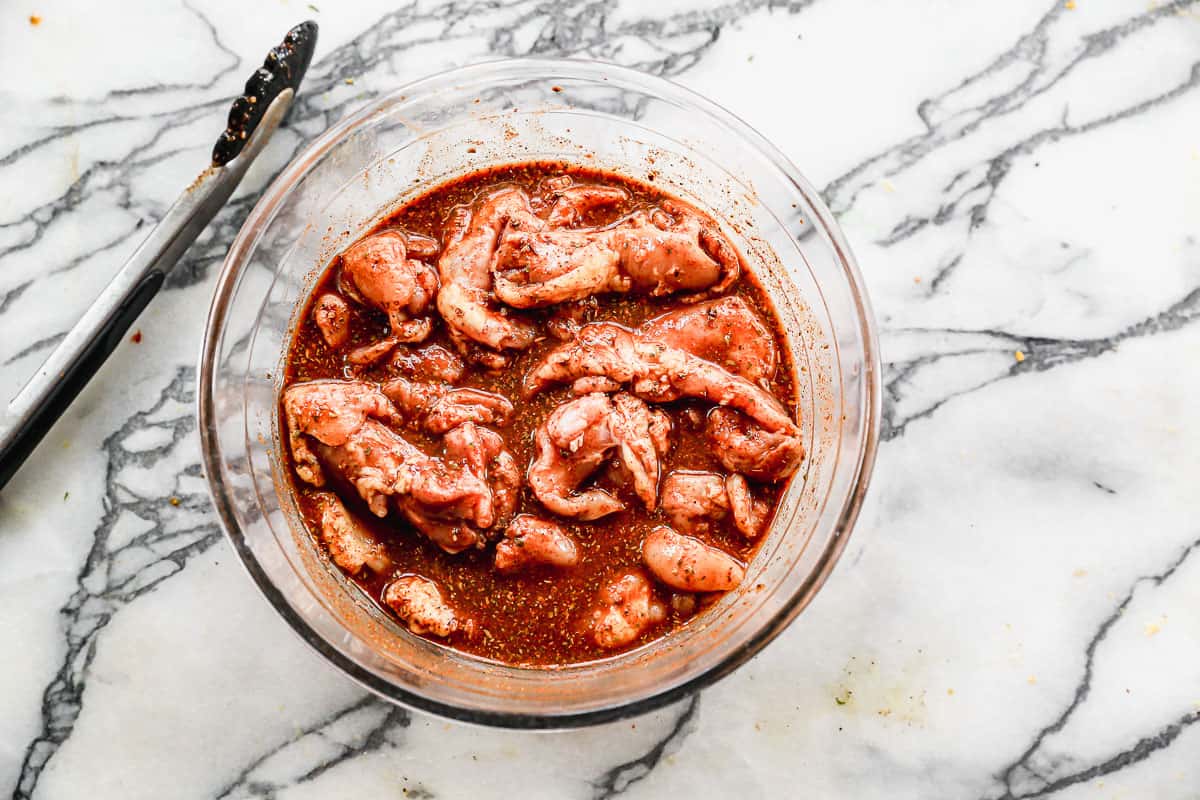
[[0, 22, 318, 490]]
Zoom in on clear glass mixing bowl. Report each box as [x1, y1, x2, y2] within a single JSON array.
[[198, 59, 880, 727]]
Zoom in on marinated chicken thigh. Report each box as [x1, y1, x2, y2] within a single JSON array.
[[584, 572, 667, 649], [523, 322, 799, 436], [436, 188, 539, 366], [705, 406, 805, 482], [638, 296, 777, 386], [641, 525, 745, 592], [284, 380, 506, 553], [312, 492, 390, 575], [660, 470, 771, 539], [313, 293, 350, 349], [381, 376, 513, 434], [385, 575, 475, 638], [527, 392, 671, 520], [493, 201, 739, 308], [494, 515, 580, 573], [341, 230, 440, 349], [661, 470, 729, 534], [387, 344, 465, 384]]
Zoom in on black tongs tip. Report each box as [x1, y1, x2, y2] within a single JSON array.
[[212, 20, 318, 166]]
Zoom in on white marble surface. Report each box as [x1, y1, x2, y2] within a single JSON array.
[[2, 0, 1199, 797]]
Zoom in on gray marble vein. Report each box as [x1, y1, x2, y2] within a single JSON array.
[[882, 284, 1200, 440], [988, 537, 1200, 799], [214, 697, 410, 800], [590, 695, 701, 799], [13, 368, 221, 799]]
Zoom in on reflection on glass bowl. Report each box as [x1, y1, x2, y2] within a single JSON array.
[[199, 58, 880, 728]]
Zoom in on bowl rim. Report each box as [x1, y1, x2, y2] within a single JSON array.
[[198, 56, 882, 728]]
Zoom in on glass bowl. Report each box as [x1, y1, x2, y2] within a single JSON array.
[[198, 58, 880, 727]]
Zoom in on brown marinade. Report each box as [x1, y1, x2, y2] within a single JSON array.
[[281, 162, 798, 665]]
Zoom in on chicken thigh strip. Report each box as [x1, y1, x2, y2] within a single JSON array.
[[543, 184, 630, 228], [436, 188, 539, 365], [660, 470, 770, 539], [388, 344, 465, 384], [705, 406, 805, 482], [444, 421, 521, 530], [384, 575, 475, 638], [284, 380, 498, 552], [642, 526, 745, 592], [494, 514, 580, 573], [381, 376, 513, 434], [523, 323, 799, 436], [492, 202, 739, 308], [527, 393, 670, 520], [313, 293, 350, 349], [316, 419, 494, 552], [341, 230, 440, 345], [283, 380, 402, 487], [312, 492, 390, 574], [724, 473, 771, 540], [638, 295, 777, 386], [583, 572, 666, 649], [661, 471, 729, 534]]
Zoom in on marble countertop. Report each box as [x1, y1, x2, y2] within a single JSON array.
[[2, 1, 1199, 797]]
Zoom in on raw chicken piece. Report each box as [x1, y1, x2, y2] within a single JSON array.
[[527, 394, 625, 521], [492, 225, 623, 309], [283, 380, 402, 487], [400, 231, 441, 259], [384, 575, 475, 638], [638, 296, 777, 386], [608, 202, 737, 296], [605, 394, 673, 506], [494, 514, 579, 573], [444, 422, 521, 530], [529, 175, 629, 229], [317, 419, 493, 550], [436, 189, 538, 366], [523, 322, 799, 437], [660, 470, 772, 538], [492, 200, 739, 308], [389, 344, 465, 384], [381, 376, 513, 434], [583, 572, 666, 649], [544, 183, 629, 228], [312, 492, 390, 574], [724, 473, 771, 539], [423, 388, 514, 434], [660, 471, 729, 534], [378, 375, 442, 420], [527, 393, 670, 520], [341, 230, 440, 347], [313, 293, 350, 349], [393, 506, 482, 555], [641, 526, 744, 592], [346, 337, 402, 366], [284, 380, 498, 552], [705, 407, 805, 482]]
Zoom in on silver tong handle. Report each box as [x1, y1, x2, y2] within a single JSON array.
[[0, 19, 317, 491]]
